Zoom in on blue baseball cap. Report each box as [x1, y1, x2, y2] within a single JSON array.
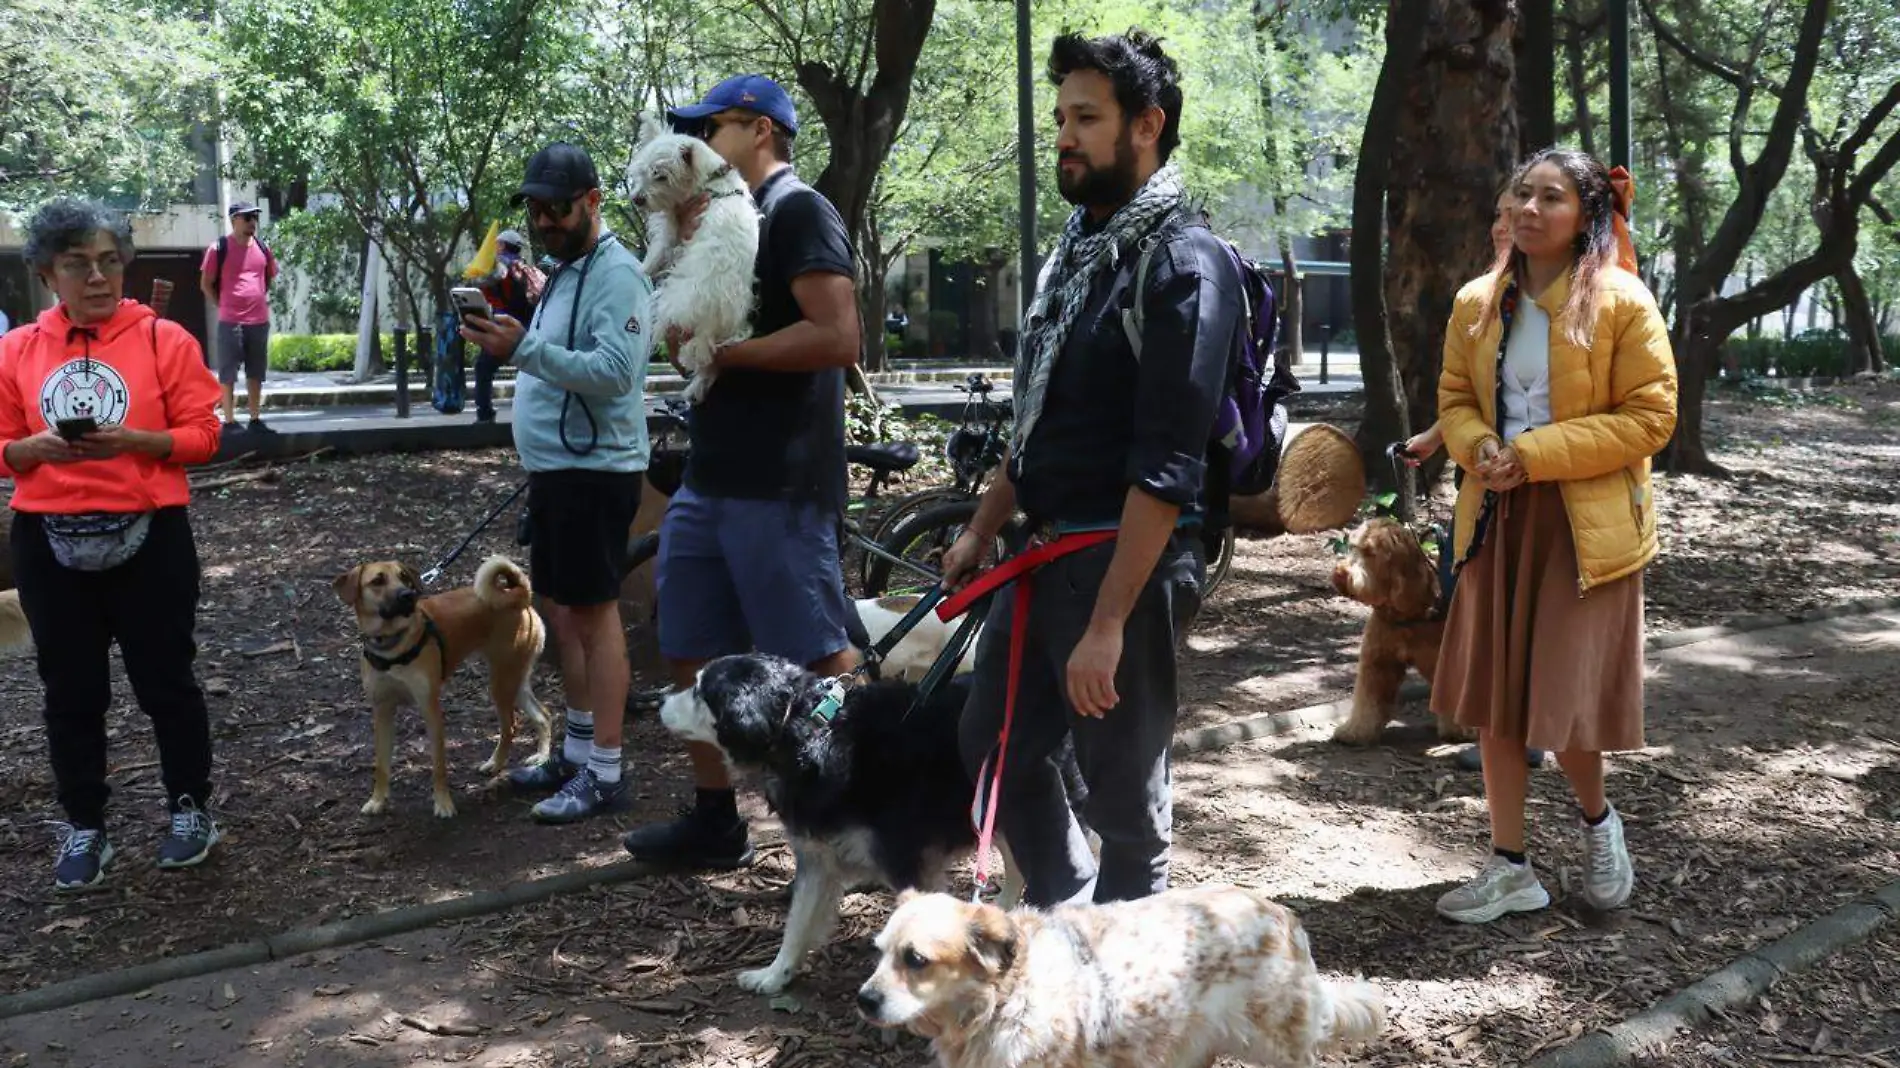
[[667, 74, 799, 137]]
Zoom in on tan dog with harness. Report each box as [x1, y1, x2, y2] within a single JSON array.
[[334, 555, 553, 817]]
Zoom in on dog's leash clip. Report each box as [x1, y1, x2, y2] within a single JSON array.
[[808, 678, 848, 726], [419, 566, 444, 587]]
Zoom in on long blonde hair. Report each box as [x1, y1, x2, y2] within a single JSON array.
[[1470, 149, 1622, 349]]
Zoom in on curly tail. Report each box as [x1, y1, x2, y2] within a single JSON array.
[[474, 555, 533, 611], [1318, 976, 1385, 1049]]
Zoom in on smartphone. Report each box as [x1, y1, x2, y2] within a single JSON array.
[[55, 416, 98, 441], [450, 287, 490, 322]]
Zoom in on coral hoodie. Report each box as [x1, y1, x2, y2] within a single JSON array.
[[0, 300, 223, 514]]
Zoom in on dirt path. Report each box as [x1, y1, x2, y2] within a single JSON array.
[[0, 380, 1895, 1066], [3, 610, 1895, 1067]]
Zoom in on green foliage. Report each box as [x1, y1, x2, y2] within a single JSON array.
[[1721, 330, 1855, 380], [270, 334, 393, 373], [0, 0, 215, 210], [267, 207, 365, 334]]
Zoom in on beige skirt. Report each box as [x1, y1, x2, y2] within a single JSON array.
[[1433, 482, 1646, 752]]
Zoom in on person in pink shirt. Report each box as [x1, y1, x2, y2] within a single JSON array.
[[198, 203, 278, 432]]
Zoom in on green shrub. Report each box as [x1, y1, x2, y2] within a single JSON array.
[[269, 333, 395, 373], [1719, 330, 1851, 380]]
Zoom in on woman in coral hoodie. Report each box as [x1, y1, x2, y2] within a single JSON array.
[[0, 199, 226, 891]]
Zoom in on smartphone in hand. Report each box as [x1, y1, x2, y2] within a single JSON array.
[[55, 416, 99, 441], [450, 287, 491, 323]]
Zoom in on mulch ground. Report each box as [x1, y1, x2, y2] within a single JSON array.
[[0, 378, 1897, 1068]]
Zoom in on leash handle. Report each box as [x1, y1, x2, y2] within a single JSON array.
[[909, 607, 983, 711], [421, 479, 529, 586], [971, 568, 1033, 900]]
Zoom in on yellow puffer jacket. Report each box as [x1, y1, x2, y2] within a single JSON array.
[[1438, 266, 1679, 593]]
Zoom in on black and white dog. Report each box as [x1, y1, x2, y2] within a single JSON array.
[[659, 654, 1089, 994]]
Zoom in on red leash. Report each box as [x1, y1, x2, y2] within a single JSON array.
[[943, 530, 1116, 899]]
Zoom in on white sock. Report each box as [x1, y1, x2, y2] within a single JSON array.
[[587, 743, 622, 785], [563, 708, 594, 766]]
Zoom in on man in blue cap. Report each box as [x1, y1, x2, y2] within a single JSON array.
[[624, 75, 863, 870]]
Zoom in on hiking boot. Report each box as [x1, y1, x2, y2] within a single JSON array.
[[622, 804, 755, 870], [156, 799, 221, 869], [246, 417, 272, 434], [54, 827, 113, 892], [508, 754, 578, 795], [530, 767, 628, 824], [1436, 855, 1550, 924], [1580, 807, 1635, 910]]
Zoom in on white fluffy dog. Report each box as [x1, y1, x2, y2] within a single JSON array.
[[627, 114, 759, 405]]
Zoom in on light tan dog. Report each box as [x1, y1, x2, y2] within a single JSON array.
[[0, 590, 33, 655], [1329, 517, 1468, 745], [857, 886, 1383, 1068], [333, 555, 552, 818]]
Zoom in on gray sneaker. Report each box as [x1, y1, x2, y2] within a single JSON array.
[[156, 799, 221, 869], [1580, 807, 1635, 910], [530, 767, 628, 824], [508, 754, 579, 795], [1436, 855, 1551, 924], [53, 827, 113, 892]]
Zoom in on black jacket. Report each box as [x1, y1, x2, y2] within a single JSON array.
[[1010, 213, 1240, 527]]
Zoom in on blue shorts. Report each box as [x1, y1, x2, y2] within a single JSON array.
[[655, 484, 852, 665]]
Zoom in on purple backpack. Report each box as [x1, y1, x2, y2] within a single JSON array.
[[1121, 219, 1301, 499]]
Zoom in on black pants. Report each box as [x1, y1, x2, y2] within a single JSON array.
[[12, 508, 212, 829], [474, 352, 504, 418], [958, 533, 1204, 906]]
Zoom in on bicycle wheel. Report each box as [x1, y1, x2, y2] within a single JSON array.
[[870, 486, 971, 544], [1203, 525, 1236, 602], [863, 499, 1009, 597]]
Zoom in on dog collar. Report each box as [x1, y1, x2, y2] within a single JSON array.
[[808, 679, 848, 725], [363, 617, 447, 676]]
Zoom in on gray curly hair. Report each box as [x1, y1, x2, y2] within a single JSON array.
[[22, 198, 136, 270]]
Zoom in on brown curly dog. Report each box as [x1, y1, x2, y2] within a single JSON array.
[[1328, 517, 1471, 746]]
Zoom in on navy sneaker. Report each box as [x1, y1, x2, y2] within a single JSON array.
[[1455, 745, 1548, 772], [54, 826, 114, 891], [156, 799, 221, 869], [508, 754, 579, 795], [622, 805, 755, 870], [530, 767, 628, 824]]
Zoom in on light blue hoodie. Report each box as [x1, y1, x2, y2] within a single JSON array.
[[509, 232, 652, 473]]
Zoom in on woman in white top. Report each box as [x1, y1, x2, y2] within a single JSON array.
[[1430, 148, 1678, 925]]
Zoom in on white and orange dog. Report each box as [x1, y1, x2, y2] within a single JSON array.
[[857, 886, 1384, 1068]]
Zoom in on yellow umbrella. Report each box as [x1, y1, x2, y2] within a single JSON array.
[[461, 220, 501, 280]]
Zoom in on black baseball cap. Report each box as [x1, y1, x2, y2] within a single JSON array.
[[666, 74, 799, 137], [511, 142, 600, 207], [228, 201, 262, 218]]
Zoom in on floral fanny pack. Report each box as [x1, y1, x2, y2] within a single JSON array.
[[41, 512, 154, 572]]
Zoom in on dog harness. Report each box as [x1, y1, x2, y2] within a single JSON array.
[[362, 617, 448, 677], [936, 528, 1118, 900]]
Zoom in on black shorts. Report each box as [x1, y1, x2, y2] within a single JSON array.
[[526, 470, 643, 607]]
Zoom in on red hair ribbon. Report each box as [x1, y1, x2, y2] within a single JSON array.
[[1608, 165, 1638, 273]]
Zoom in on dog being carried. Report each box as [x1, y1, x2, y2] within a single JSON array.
[[334, 555, 553, 818], [628, 113, 759, 405], [857, 886, 1384, 1068]]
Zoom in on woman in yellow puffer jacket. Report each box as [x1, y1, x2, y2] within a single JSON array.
[[1430, 148, 1678, 926]]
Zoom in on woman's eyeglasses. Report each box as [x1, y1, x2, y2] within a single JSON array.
[[53, 255, 125, 281]]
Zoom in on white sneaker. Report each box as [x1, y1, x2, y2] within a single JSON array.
[[1580, 807, 1635, 910], [1436, 855, 1551, 924]]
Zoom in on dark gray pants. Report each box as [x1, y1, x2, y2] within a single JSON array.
[[958, 535, 1203, 906]]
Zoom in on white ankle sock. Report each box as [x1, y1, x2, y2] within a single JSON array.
[[564, 708, 594, 765], [587, 743, 622, 785]]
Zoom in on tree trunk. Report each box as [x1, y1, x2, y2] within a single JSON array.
[[1350, 0, 1435, 519], [1836, 264, 1884, 374], [1560, 0, 1598, 158], [795, 0, 937, 369], [1278, 235, 1304, 364], [1381, 0, 1519, 467], [1516, 0, 1556, 156]]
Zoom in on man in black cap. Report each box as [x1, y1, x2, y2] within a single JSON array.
[[198, 202, 277, 432], [461, 142, 655, 823], [622, 74, 863, 870]]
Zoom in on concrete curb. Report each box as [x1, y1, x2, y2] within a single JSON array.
[[0, 860, 660, 1022], [1526, 879, 1900, 1068], [3, 595, 1895, 1024], [259, 368, 1014, 409]]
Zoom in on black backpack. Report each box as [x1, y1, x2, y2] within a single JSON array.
[[211, 235, 276, 298]]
